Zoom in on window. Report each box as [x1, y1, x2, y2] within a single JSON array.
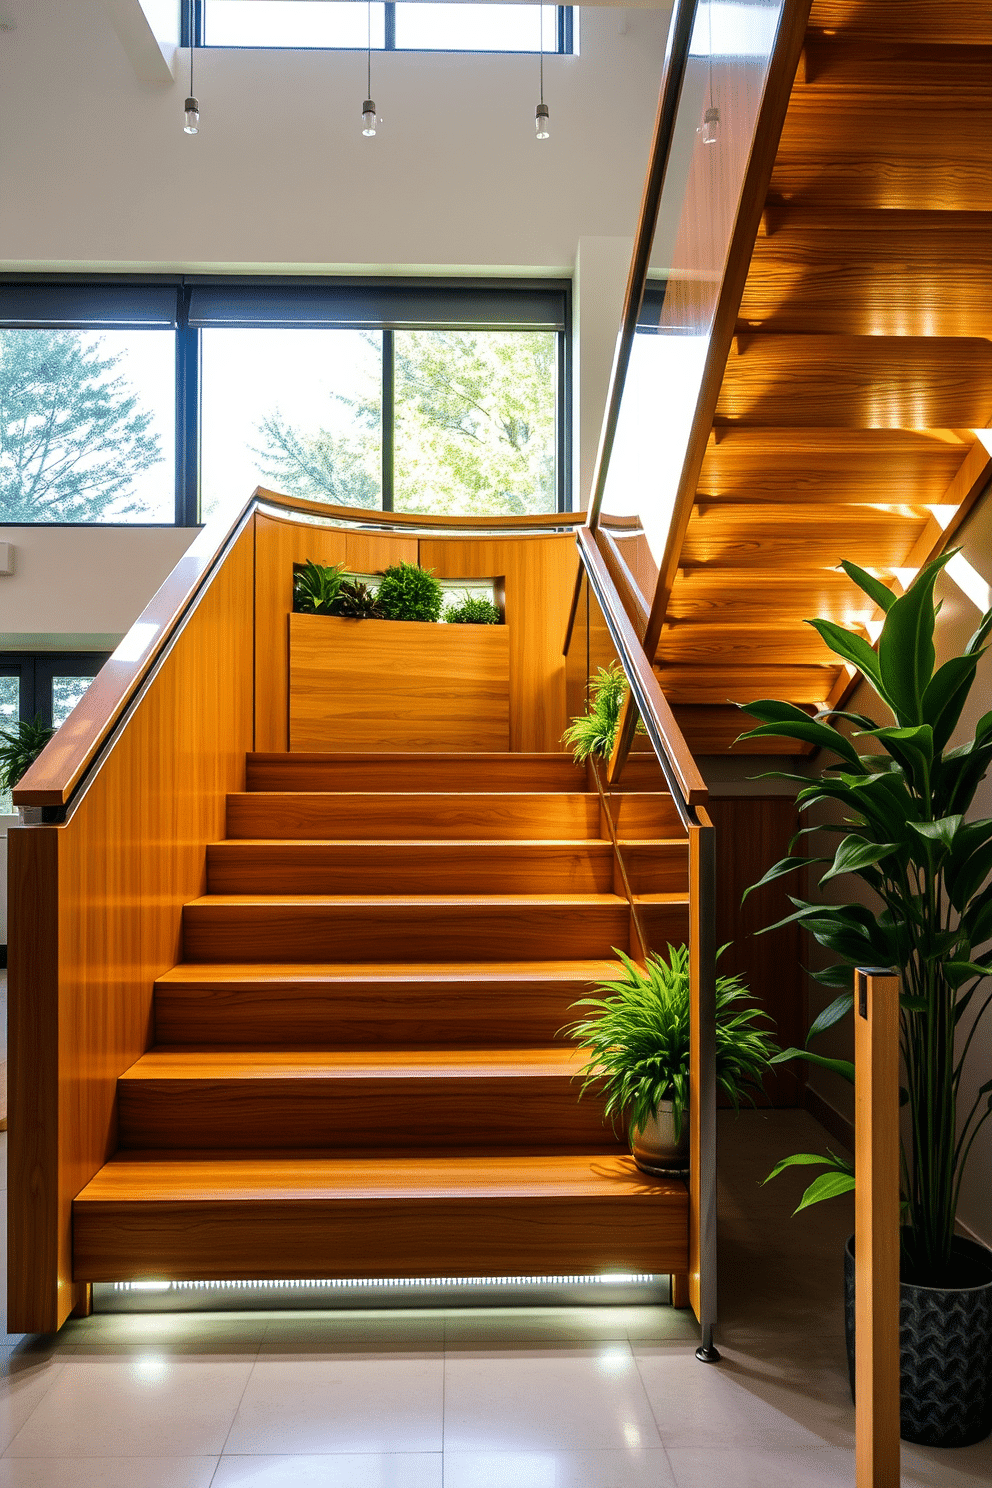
[[0, 280, 570, 524], [194, 2, 570, 53], [0, 653, 109, 814]]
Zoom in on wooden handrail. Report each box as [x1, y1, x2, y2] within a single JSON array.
[[14, 488, 586, 810], [575, 526, 707, 814]]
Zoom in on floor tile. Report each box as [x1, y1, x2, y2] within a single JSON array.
[[901, 1437, 992, 1486], [0, 1458, 218, 1487], [442, 1307, 639, 1346], [259, 1310, 444, 1354], [444, 1448, 677, 1487], [0, 1356, 66, 1455], [224, 1356, 444, 1454], [3, 1357, 253, 1457], [212, 1454, 443, 1487], [442, 1346, 661, 1453], [666, 1444, 854, 1488], [63, 1312, 265, 1358]]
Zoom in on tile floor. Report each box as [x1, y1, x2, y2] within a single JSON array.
[[0, 1096, 989, 1483]]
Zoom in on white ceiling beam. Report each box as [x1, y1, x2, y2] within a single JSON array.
[[103, 0, 179, 86]]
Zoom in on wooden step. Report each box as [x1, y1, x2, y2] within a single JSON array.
[[716, 336, 992, 429], [116, 1048, 619, 1154], [205, 839, 621, 896], [153, 960, 624, 1047], [181, 893, 658, 963], [72, 1152, 690, 1282], [808, 0, 992, 45], [247, 752, 588, 794], [679, 503, 927, 570], [227, 792, 604, 841]]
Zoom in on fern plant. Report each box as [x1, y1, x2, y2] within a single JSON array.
[[293, 560, 349, 615], [444, 597, 501, 625], [0, 715, 56, 793], [562, 663, 629, 762], [562, 945, 778, 1140], [375, 562, 444, 623]]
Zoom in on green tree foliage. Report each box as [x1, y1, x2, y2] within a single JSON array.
[[0, 330, 162, 521], [253, 331, 556, 517]]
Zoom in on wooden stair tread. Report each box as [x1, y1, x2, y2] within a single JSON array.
[[123, 1048, 588, 1080], [156, 959, 625, 986], [76, 1151, 686, 1203], [184, 893, 635, 908]]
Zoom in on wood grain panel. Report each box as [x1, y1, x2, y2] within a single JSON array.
[[289, 614, 509, 753], [708, 797, 805, 1106], [716, 336, 992, 428], [206, 839, 617, 896], [181, 894, 632, 964], [8, 526, 255, 1333], [72, 1152, 688, 1282], [656, 623, 838, 667], [680, 503, 927, 569], [697, 428, 973, 504], [808, 0, 992, 44], [419, 535, 579, 754], [226, 791, 604, 841], [673, 706, 813, 757], [153, 959, 623, 1049], [667, 566, 894, 627], [800, 40, 991, 94], [655, 664, 838, 707], [254, 514, 419, 753], [117, 1048, 621, 1154], [742, 214, 992, 336], [246, 752, 587, 794]]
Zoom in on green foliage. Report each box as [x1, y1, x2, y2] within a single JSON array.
[[0, 715, 56, 793], [740, 550, 992, 1283], [444, 597, 501, 625], [375, 562, 444, 624], [293, 560, 349, 615], [562, 663, 628, 763], [333, 580, 385, 620], [253, 331, 556, 518], [561, 945, 778, 1142], [0, 330, 162, 521]]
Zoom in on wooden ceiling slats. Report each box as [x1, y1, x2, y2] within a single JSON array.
[[657, 4, 992, 748]]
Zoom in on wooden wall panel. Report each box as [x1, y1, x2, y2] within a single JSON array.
[[708, 796, 804, 1106], [420, 535, 579, 754], [289, 614, 510, 752], [7, 527, 255, 1333], [254, 514, 418, 753]]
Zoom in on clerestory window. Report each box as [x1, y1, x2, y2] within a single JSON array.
[[189, 3, 572, 54]]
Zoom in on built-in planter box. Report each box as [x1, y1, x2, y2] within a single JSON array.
[[289, 613, 510, 752]]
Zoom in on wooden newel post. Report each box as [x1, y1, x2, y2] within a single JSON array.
[[854, 968, 901, 1488]]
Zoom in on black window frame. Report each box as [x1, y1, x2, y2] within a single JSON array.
[[0, 652, 112, 730], [185, 2, 574, 55], [0, 275, 572, 526]]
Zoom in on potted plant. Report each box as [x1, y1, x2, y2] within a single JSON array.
[[562, 662, 630, 763], [739, 549, 992, 1448], [562, 944, 778, 1173], [0, 715, 55, 822], [444, 596, 502, 625], [374, 561, 444, 623]]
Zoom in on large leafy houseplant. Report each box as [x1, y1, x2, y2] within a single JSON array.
[[0, 715, 56, 796], [741, 550, 992, 1288], [562, 944, 778, 1144], [562, 663, 631, 763]]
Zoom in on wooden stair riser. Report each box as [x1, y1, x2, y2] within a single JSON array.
[[73, 1191, 689, 1283], [227, 793, 607, 842], [182, 900, 638, 963], [205, 840, 628, 897], [117, 1074, 623, 1154], [246, 753, 588, 794], [154, 969, 622, 1048]]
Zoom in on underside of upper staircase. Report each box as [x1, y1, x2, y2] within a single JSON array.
[[659, 0, 992, 717]]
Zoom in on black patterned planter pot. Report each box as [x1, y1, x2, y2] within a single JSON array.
[[844, 1234, 992, 1448]]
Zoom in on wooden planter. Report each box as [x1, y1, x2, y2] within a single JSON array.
[[289, 613, 510, 752]]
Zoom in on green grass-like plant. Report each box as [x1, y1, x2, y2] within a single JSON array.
[[0, 715, 56, 793], [741, 548, 992, 1284], [562, 945, 778, 1141], [375, 562, 444, 623], [293, 560, 349, 615], [444, 597, 501, 625], [562, 662, 628, 762]]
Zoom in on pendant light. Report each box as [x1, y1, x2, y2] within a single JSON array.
[[362, 0, 377, 136], [184, 0, 199, 133], [702, 0, 719, 144], [535, 5, 549, 139]]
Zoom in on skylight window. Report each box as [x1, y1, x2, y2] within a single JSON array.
[[195, 2, 570, 53]]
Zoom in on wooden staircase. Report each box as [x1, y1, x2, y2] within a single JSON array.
[[73, 752, 691, 1285]]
